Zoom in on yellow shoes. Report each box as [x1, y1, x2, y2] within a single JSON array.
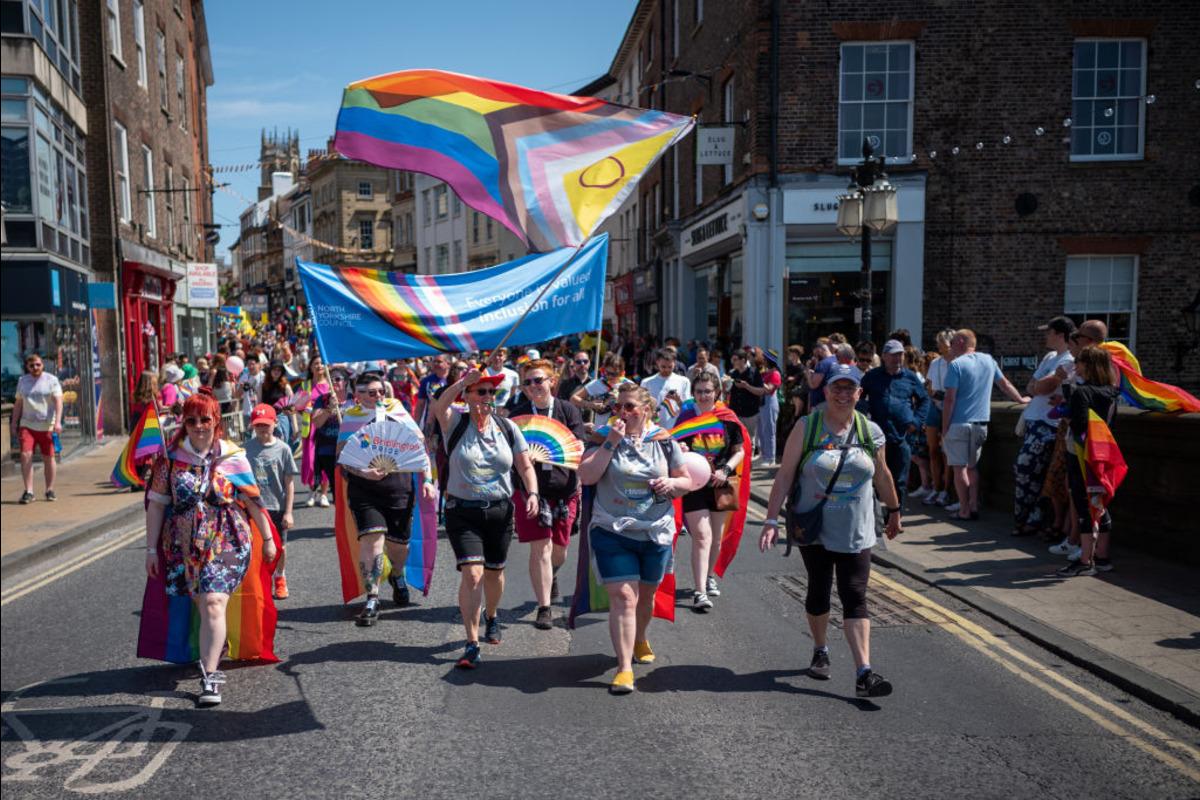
[[610, 670, 635, 694], [633, 640, 655, 664]]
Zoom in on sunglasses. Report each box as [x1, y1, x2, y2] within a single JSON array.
[[574, 359, 590, 365], [471, 388, 496, 396], [617, 401, 642, 413], [184, 416, 215, 426], [694, 389, 716, 396], [522, 376, 547, 387], [357, 388, 383, 397]]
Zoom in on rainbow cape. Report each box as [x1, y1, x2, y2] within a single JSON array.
[[1100, 341, 1200, 413], [334, 69, 694, 253], [672, 401, 753, 577], [1074, 409, 1128, 524], [332, 468, 439, 602], [110, 404, 165, 487], [669, 413, 724, 441], [137, 499, 280, 662]]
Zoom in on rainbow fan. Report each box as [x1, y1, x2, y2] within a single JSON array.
[[512, 415, 584, 470]]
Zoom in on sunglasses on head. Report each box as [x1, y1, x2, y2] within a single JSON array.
[[522, 376, 547, 387], [185, 416, 214, 426]]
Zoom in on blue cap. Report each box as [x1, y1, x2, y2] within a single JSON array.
[[827, 363, 863, 386]]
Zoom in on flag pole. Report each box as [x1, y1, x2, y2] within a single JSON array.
[[593, 329, 603, 380], [489, 238, 595, 355]]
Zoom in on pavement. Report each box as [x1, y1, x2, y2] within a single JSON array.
[[745, 463, 1200, 725]]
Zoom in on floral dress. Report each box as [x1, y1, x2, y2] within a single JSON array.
[[147, 441, 254, 596]]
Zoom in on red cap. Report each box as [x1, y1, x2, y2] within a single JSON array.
[[250, 404, 277, 425]]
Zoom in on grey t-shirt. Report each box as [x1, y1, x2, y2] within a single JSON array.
[[245, 437, 299, 511], [590, 437, 685, 546], [444, 410, 528, 501], [791, 413, 886, 554]]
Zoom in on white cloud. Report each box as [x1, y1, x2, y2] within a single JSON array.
[[207, 98, 324, 121]]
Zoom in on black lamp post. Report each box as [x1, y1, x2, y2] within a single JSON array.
[[836, 139, 898, 344]]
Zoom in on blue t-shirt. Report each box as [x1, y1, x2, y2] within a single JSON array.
[[944, 352, 1004, 424], [809, 356, 838, 406]]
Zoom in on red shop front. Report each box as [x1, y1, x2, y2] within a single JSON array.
[[122, 262, 177, 400], [612, 272, 636, 340]]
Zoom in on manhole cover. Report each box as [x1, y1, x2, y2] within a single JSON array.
[[770, 574, 934, 628]]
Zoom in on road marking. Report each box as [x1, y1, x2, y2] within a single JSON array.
[[1, 526, 144, 606], [871, 571, 1200, 783]]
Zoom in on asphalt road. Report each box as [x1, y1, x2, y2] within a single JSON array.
[[2, 492, 1198, 799]]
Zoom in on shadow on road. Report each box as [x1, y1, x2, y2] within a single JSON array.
[[276, 639, 460, 677], [633, 664, 883, 709], [441, 652, 613, 693]]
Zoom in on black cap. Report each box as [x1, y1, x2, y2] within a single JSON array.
[[1037, 316, 1076, 336]]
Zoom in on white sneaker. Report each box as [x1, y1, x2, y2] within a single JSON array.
[[1067, 546, 1082, 562], [935, 491, 950, 506], [693, 592, 713, 611], [921, 490, 942, 506], [910, 486, 929, 500], [706, 576, 721, 597], [318, 493, 330, 508], [945, 502, 961, 513], [1048, 538, 1072, 556], [306, 494, 317, 508]]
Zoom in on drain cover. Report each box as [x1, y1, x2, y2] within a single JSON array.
[[770, 574, 933, 628]]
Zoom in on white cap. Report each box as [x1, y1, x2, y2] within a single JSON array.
[[882, 339, 905, 355]]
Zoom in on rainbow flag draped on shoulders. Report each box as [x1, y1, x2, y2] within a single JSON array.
[[1100, 341, 1200, 413], [110, 404, 165, 487], [1074, 409, 1128, 524], [333, 69, 694, 253]]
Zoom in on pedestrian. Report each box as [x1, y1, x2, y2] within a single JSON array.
[[922, 329, 956, 507], [686, 347, 722, 386], [414, 353, 450, 432], [859, 340, 930, 504], [854, 342, 878, 373], [640, 347, 692, 429], [144, 389, 276, 707], [558, 351, 593, 408], [577, 384, 691, 694], [245, 404, 298, 600], [808, 343, 853, 408], [261, 361, 296, 445], [484, 347, 521, 414], [941, 330, 1030, 520], [509, 359, 587, 630], [727, 349, 763, 451], [759, 363, 903, 698], [160, 364, 184, 419], [678, 372, 750, 611], [572, 352, 633, 428], [757, 349, 783, 466], [337, 373, 436, 626], [206, 355, 234, 415], [431, 368, 539, 668], [306, 367, 347, 508], [236, 356, 265, 438], [1013, 317, 1076, 536], [11, 353, 62, 504], [130, 370, 163, 487]]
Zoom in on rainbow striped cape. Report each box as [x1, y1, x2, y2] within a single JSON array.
[[1100, 341, 1200, 413], [137, 506, 280, 663], [332, 468, 438, 602], [110, 404, 165, 487], [1073, 409, 1128, 524], [334, 69, 694, 253]]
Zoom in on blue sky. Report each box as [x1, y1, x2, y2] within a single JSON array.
[[205, 0, 638, 259]]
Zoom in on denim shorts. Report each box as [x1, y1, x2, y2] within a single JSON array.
[[589, 526, 672, 585]]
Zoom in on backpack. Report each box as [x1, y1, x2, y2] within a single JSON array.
[[445, 412, 518, 456]]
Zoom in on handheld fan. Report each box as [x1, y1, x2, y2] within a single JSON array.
[[511, 415, 584, 470], [337, 416, 429, 474]]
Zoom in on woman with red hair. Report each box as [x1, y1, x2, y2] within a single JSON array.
[[144, 389, 276, 707]]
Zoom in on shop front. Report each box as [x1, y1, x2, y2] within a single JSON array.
[[631, 263, 659, 341], [121, 262, 177, 401], [679, 198, 746, 353], [612, 272, 635, 341]]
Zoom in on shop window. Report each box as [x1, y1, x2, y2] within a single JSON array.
[[1064, 255, 1137, 346], [839, 42, 913, 164], [1071, 40, 1145, 161]]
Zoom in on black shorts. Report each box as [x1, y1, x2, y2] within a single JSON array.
[[348, 483, 415, 544], [314, 453, 337, 487], [267, 508, 289, 545], [682, 485, 719, 513], [444, 498, 514, 571]]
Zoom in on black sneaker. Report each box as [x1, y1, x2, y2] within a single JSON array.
[[44, 490, 57, 502], [197, 669, 226, 707], [1094, 558, 1114, 573], [808, 648, 831, 680], [484, 614, 502, 644], [550, 575, 561, 601], [18, 491, 34, 505], [356, 596, 380, 626], [534, 605, 553, 630], [456, 642, 482, 669], [390, 576, 410, 607], [1057, 561, 1097, 577], [855, 669, 893, 698]]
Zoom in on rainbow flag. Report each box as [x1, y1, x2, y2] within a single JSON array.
[[334, 69, 694, 253], [1074, 409, 1128, 524], [137, 508, 281, 663], [333, 468, 438, 602], [176, 376, 201, 400], [669, 413, 724, 440], [1100, 341, 1200, 413], [110, 405, 164, 487]]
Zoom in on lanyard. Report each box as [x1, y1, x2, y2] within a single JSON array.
[[533, 398, 554, 418]]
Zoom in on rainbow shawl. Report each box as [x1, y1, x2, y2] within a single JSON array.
[[334, 69, 694, 253], [110, 404, 165, 487], [332, 467, 439, 602], [1100, 341, 1200, 413], [1073, 409, 1128, 524], [672, 400, 753, 578]]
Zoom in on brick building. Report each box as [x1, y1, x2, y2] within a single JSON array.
[[78, 0, 215, 431], [609, 0, 1199, 388]]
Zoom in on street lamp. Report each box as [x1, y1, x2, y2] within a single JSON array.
[[836, 139, 898, 343]]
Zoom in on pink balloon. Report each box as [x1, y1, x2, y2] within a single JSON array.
[[681, 451, 712, 491], [226, 355, 244, 378]]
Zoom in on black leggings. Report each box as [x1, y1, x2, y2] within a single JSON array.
[[798, 545, 872, 619], [1066, 462, 1113, 532]]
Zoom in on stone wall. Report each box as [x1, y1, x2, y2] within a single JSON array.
[[978, 402, 1200, 565]]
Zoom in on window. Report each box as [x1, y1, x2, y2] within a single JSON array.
[[694, 0, 702, 27], [114, 121, 131, 222], [357, 180, 373, 198], [180, 177, 190, 254], [838, 42, 913, 164], [358, 219, 373, 249], [155, 29, 167, 110], [0, 127, 31, 212], [485, 216, 493, 241], [175, 53, 187, 128], [672, 0, 679, 58], [472, 212, 479, 244], [141, 145, 156, 237], [423, 246, 431, 271], [453, 241, 462, 270], [1064, 255, 1137, 346], [452, 192, 462, 217], [435, 184, 448, 218], [694, 146, 703, 206], [722, 76, 735, 184], [1071, 39, 1145, 161], [436, 243, 449, 272], [164, 164, 174, 247], [106, 0, 122, 59], [422, 189, 431, 224], [133, 1, 147, 87]]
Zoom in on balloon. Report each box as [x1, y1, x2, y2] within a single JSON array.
[[226, 356, 244, 378], [681, 452, 712, 491]]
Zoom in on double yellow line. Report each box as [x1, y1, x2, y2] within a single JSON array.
[[0, 526, 144, 607]]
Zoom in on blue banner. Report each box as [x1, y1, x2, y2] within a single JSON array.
[[297, 234, 607, 362]]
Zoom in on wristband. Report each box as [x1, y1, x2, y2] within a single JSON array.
[[762, 518, 779, 527], [885, 506, 901, 515]]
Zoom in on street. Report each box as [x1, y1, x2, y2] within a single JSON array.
[[2, 490, 1198, 800]]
